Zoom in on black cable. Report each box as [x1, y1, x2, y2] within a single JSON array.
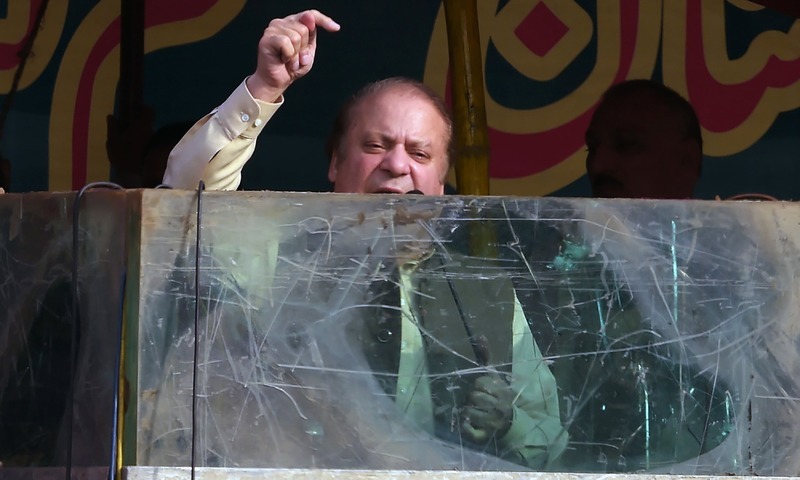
[[404, 193, 487, 365], [107, 268, 127, 480], [440, 262, 487, 366], [69, 181, 123, 480], [191, 181, 205, 480]]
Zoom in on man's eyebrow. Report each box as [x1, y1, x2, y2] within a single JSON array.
[[610, 127, 638, 139], [364, 132, 433, 149], [404, 137, 432, 149], [362, 132, 395, 143]]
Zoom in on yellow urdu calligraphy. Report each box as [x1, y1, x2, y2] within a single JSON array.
[[662, 0, 800, 156]]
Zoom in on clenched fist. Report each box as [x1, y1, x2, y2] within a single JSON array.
[[460, 373, 514, 443]]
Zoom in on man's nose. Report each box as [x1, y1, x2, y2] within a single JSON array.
[[586, 147, 614, 176], [380, 146, 412, 176]]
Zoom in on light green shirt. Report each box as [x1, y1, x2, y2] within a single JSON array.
[[397, 265, 568, 468]]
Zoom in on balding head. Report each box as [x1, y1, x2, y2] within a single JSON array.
[[585, 79, 703, 199], [325, 78, 453, 195]]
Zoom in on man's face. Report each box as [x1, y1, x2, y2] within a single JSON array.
[[328, 87, 450, 195], [585, 92, 701, 199]]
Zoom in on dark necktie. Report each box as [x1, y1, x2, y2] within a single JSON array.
[[361, 263, 402, 398]]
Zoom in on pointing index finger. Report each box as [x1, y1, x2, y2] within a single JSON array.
[[296, 9, 341, 36]]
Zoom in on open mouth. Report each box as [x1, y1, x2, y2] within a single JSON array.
[[592, 177, 626, 198], [372, 187, 405, 194]]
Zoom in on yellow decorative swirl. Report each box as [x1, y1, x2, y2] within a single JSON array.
[[0, 1, 67, 93], [49, 0, 246, 191], [704, 1, 800, 83]]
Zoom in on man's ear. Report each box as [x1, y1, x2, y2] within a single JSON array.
[[683, 139, 703, 178], [327, 154, 338, 184], [677, 140, 703, 198]]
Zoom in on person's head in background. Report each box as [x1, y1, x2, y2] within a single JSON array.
[[325, 77, 453, 195], [585, 79, 703, 199]]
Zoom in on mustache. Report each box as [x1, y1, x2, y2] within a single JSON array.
[[591, 174, 623, 188], [381, 189, 424, 195]]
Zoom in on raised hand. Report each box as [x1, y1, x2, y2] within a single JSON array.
[[246, 10, 340, 102]]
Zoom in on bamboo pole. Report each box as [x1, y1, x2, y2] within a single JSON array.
[[443, 0, 496, 258], [442, 0, 490, 196]]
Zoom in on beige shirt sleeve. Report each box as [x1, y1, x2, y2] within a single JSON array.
[[162, 78, 283, 191]]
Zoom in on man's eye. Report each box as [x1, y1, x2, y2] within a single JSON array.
[[411, 151, 429, 160], [613, 138, 638, 152], [364, 143, 383, 151]]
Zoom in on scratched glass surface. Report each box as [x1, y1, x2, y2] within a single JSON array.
[[0, 191, 129, 468], [133, 191, 800, 475], [2, 191, 799, 474]]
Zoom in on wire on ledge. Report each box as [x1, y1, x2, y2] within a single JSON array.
[[69, 181, 124, 480], [191, 180, 205, 480]]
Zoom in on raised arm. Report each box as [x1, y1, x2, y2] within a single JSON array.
[[162, 10, 340, 190]]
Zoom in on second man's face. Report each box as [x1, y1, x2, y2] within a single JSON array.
[[328, 87, 450, 195], [585, 92, 700, 200]]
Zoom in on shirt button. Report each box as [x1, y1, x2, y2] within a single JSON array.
[[399, 387, 407, 395], [254, 118, 262, 127], [240, 113, 250, 122]]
